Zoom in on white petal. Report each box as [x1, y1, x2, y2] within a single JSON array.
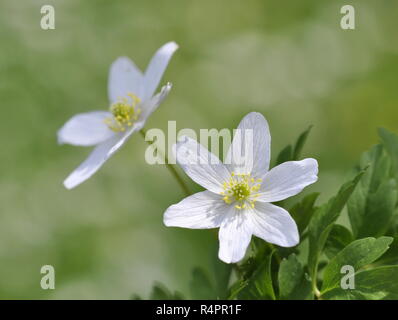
[[143, 42, 178, 100], [218, 207, 252, 263], [225, 112, 271, 177], [108, 57, 144, 103], [57, 111, 115, 146], [108, 113, 150, 157], [257, 158, 318, 202], [164, 191, 226, 229], [250, 202, 299, 247], [140, 83, 172, 122], [63, 123, 141, 189], [175, 136, 230, 194]]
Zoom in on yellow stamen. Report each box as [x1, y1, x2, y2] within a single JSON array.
[[104, 93, 141, 132], [220, 172, 262, 210]]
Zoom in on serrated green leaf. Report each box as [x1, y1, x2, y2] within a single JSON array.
[[238, 250, 275, 300], [150, 282, 184, 300], [189, 267, 216, 299], [308, 170, 365, 283], [289, 193, 319, 235], [293, 125, 313, 160], [240, 239, 272, 278], [348, 144, 397, 238], [322, 266, 398, 300], [150, 284, 171, 300], [324, 224, 354, 259], [278, 254, 312, 300], [321, 237, 393, 294]]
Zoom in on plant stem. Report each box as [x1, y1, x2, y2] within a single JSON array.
[[312, 267, 322, 299], [267, 243, 282, 264], [314, 287, 322, 300], [140, 129, 191, 197]]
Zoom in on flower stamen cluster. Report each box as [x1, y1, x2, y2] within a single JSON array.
[[221, 172, 262, 209], [105, 93, 141, 132]]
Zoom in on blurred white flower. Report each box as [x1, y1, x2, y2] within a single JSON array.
[[164, 112, 318, 263], [58, 42, 178, 189]]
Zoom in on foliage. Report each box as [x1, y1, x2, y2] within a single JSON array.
[[137, 127, 398, 300]]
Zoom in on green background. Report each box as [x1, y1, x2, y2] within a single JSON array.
[[0, 0, 397, 298]]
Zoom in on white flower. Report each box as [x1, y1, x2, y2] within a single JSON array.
[[164, 112, 318, 263], [58, 42, 178, 189]]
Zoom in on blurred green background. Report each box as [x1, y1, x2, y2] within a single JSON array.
[[0, 0, 397, 299]]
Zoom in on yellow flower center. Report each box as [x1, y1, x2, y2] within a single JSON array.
[[221, 172, 262, 210], [105, 93, 141, 132]]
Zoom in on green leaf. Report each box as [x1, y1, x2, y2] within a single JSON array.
[[308, 170, 365, 282], [189, 267, 216, 299], [324, 224, 354, 259], [347, 144, 397, 238], [227, 280, 247, 300], [238, 250, 275, 300], [150, 282, 184, 300], [379, 127, 398, 179], [374, 236, 398, 266], [275, 126, 313, 166], [278, 254, 312, 300], [289, 193, 319, 235], [150, 284, 171, 300], [386, 210, 398, 236], [322, 266, 398, 300], [275, 145, 293, 166], [212, 258, 232, 299], [293, 125, 313, 160], [321, 237, 393, 294]]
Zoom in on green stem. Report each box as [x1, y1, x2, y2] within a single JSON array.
[[314, 288, 322, 300], [311, 264, 322, 299], [267, 243, 281, 264], [140, 129, 191, 197]]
